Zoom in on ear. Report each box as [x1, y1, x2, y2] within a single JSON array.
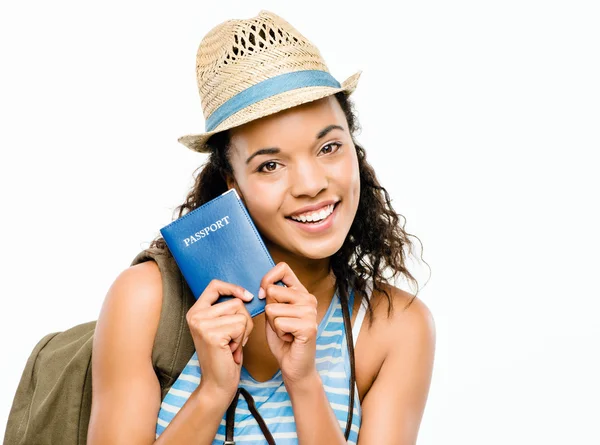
[[225, 173, 238, 193], [225, 174, 246, 205]]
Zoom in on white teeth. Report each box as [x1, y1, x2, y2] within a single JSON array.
[[291, 204, 334, 223]]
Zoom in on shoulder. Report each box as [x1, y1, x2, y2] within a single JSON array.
[[103, 260, 163, 313], [111, 260, 162, 300], [368, 281, 436, 360], [94, 259, 164, 351], [88, 259, 166, 441], [355, 282, 436, 442], [91, 259, 165, 387]]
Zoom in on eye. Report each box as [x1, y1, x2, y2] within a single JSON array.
[[257, 161, 280, 173], [320, 142, 342, 155]]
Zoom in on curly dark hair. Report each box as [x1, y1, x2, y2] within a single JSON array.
[[149, 91, 428, 328]]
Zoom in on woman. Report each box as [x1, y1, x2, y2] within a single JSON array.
[[87, 10, 435, 445]]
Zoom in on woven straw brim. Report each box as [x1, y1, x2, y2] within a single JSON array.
[[178, 70, 362, 153]]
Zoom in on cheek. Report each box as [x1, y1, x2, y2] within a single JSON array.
[[245, 196, 284, 245], [340, 153, 360, 195], [244, 184, 283, 220], [342, 158, 361, 219]]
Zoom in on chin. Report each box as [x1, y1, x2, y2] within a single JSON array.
[[291, 234, 348, 260]]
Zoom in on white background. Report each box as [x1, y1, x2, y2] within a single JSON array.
[[1, 1, 599, 443]]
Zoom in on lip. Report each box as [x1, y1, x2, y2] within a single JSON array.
[[286, 202, 340, 234], [287, 200, 339, 218]]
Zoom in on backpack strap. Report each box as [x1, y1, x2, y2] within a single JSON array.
[[130, 247, 196, 399]]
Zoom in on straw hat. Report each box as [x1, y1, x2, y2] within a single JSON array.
[[177, 9, 362, 153]]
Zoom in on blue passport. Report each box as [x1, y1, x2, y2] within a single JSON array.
[[160, 188, 283, 318]]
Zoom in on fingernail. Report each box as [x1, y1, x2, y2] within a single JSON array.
[[243, 337, 248, 347], [258, 287, 265, 299], [244, 289, 254, 300]]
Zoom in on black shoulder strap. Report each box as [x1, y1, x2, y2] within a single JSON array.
[[226, 388, 275, 445], [130, 247, 196, 399]]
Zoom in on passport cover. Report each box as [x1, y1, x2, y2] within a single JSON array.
[[160, 188, 284, 318]]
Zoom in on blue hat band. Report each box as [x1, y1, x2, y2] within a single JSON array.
[[205, 69, 342, 132]]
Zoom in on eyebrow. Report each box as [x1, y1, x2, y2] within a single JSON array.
[[245, 124, 345, 165]]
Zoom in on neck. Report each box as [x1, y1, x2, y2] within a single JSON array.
[[265, 241, 337, 302]]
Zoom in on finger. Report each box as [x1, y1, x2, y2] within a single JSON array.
[[222, 316, 251, 352], [187, 297, 253, 331], [197, 314, 249, 349], [204, 296, 252, 319], [232, 342, 243, 365], [265, 303, 317, 320], [217, 313, 253, 353], [263, 284, 315, 305], [273, 317, 318, 343], [266, 315, 294, 342], [265, 304, 311, 342], [195, 279, 254, 309], [189, 299, 254, 351], [206, 299, 254, 344], [259, 262, 305, 295]]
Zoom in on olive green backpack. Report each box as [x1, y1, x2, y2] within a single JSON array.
[[3, 247, 197, 445]]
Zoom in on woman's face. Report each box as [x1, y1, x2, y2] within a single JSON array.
[[226, 95, 360, 261]]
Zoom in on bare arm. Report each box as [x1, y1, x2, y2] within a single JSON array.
[[286, 372, 347, 444], [87, 261, 232, 445], [357, 293, 436, 444]]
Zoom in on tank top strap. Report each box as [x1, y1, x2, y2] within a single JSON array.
[[351, 278, 372, 349]]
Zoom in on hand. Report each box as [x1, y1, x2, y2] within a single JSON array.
[[186, 279, 255, 402], [260, 262, 319, 385]]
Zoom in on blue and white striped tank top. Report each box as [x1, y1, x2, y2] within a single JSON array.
[[156, 280, 371, 444]]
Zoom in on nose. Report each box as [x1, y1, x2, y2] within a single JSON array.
[[289, 158, 328, 198]]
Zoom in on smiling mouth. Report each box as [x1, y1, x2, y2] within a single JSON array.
[[285, 201, 340, 223]]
